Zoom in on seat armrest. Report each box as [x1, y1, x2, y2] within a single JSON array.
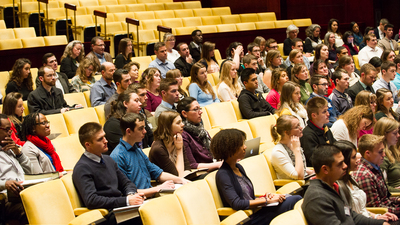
[[366, 207, 388, 214], [274, 179, 305, 187], [74, 207, 108, 216], [68, 209, 104, 225], [220, 210, 249, 225], [217, 208, 252, 216], [275, 181, 301, 194]]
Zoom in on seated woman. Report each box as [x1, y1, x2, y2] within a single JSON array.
[[114, 38, 132, 69], [336, 55, 360, 87], [381, 49, 396, 64], [6, 58, 33, 101], [350, 22, 363, 46], [292, 63, 312, 104], [71, 58, 97, 92], [324, 32, 337, 64], [375, 88, 399, 121], [286, 49, 304, 80], [342, 31, 359, 56], [254, 36, 266, 63], [265, 68, 289, 109], [271, 115, 313, 180], [20, 113, 64, 174], [304, 24, 322, 53], [123, 61, 140, 83], [354, 90, 377, 138], [140, 67, 162, 112], [335, 140, 398, 221], [60, 40, 84, 79], [266, 50, 286, 71], [328, 18, 344, 47], [200, 41, 220, 73], [149, 111, 191, 177], [312, 59, 335, 96], [375, 118, 400, 193], [283, 25, 299, 56], [166, 69, 188, 99], [331, 105, 374, 146], [164, 33, 180, 63], [217, 61, 242, 102], [2, 92, 25, 146], [212, 128, 302, 225], [188, 62, 220, 107], [178, 97, 222, 171], [104, 88, 143, 153], [277, 81, 308, 128]]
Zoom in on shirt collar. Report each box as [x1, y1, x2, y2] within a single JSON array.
[[155, 57, 167, 65], [364, 158, 380, 171], [99, 77, 116, 88], [84, 151, 102, 163], [161, 100, 174, 109], [359, 80, 368, 89], [94, 51, 104, 59], [378, 77, 390, 85]]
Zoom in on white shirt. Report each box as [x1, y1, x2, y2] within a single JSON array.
[[55, 72, 64, 94], [331, 119, 357, 146], [167, 49, 180, 63], [358, 45, 383, 68]]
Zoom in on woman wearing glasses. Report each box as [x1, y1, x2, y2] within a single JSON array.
[[178, 97, 222, 171], [20, 113, 64, 174], [164, 33, 180, 63]]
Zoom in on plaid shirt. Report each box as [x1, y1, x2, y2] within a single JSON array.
[[353, 158, 400, 213]]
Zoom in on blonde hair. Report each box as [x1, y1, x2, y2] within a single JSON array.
[[354, 90, 376, 107], [60, 40, 85, 62], [373, 117, 400, 163], [339, 105, 374, 140], [279, 81, 301, 114], [217, 61, 241, 100], [76, 58, 96, 82], [266, 50, 281, 69], [289, 49, 302, 63], [271, 115, 297, 144]]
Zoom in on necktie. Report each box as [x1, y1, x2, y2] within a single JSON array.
[[388, 82, 391, 91]]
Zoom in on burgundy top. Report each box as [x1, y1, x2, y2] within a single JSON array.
[[182, 130, 213, 169], [144, 91, 162, 112]]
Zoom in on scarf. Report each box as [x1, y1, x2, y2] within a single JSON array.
[[280, 143, 307, 175], [281, 102, 308, 128], [26, 135, 64, 172], [183, 120, 211, 151]]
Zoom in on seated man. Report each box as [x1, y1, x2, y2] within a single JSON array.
[[239, 54, 269, 93], [148, 42, 176, 79], [90, 62, 117, 107], [0, 114, 32, 224], [174, 42, 195, 77], [104, 69, 132, 118], [358, 34, 383, 68], [377, 24, 398, 51], [372, 61, 399, 103], [28, 66, 81, 115], [302, 144, 386, 225], [247, 42, 266, 74], [329, 69, 353, 114], [306, 75, 340, 127], [300, 97, 336, 166], [72, 122, 144, 224], [85, 36, 113, 72], [346, 63, 377, 102], [283, 38, 311, 69], [238, 68, 275, 119], [154, 78, 180, 123], [110, 113, 188, 198], [353, 134, 400, 215], [189, 29, 203, 62]]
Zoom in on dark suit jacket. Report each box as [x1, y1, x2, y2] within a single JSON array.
[[373, 27, 384, 40], [60, 56, 78, 79], [345, 81, 375, 103], [174, 56, 194, 77], [189, 41, 202, 62], [35, 72, 76, 94]]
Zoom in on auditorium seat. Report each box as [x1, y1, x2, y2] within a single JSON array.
[[79, 0, 99, 7], [23, 100, 29, 116], [182, 1, 201, 9], [141, 19, 161, 30], [270, 210, 306, 225], [0, 20, 6, 29], [239, 13, 258, 23], [31, 68, 38, 90], [20, 179, 104, 225], [230, 99, 244, 121], [221, 121, 253, 141], [118, 0, 136, 4], [182, 17, 202, 27], [43, 35, 68, 46], [164, 2, 183, 10], [236, 22, 256, 31], [45, 113, 69, 138], [58, 0, 80, 7], [94, 104, 106, 125], [106, 5, 127, 13], [134, 11, 155, 20], [216, 24, 236, 33], [220, 15, 240, 24], [0, 71, 9, 97], [161, 18, 183, 29], [207, 127, 220, 138], [353, 55, 360, 70], [83, 91, 91, 107], [277, 43, 286, 59], [292, 18, 312, 27], [247, 115, 276, 147], [137, 0, 155, 3], [193, 8, 212, 17], [196, 25, 217, 34], [0, 28, 15, 40], [85, 5, 106, 15], [64, 92, 88, 108], [201, 16, 221, 25], [214, 49, 222, 62], [211, 7, 231, 16], [156, 0, 173, 2], [255, 21, 275, 29], [71, 15, 96, 43], [210, 72, 219, 84], [21, 37, 45, 48], [126, 3, 146, 12], [294, 199, 308, 224], [145, 3, 164, 11], [274, 20, 294, 28], [257, 12, 277, 21], [14, 27, 36, 38], [205, 102, 237, 128], [201, 106, 212, 130], [63, 107, 100, 134], [113, 12, 135, 22], [99, 0, 117, 5], [154, 10, 175, 19], [174, 9, 194, 18], [131, 56, 153, 69]]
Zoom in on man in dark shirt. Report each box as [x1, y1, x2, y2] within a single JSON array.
[[329, 69, 353, 114], [238, 68, 275, 119], [346, 63, 377, 102], [174, 42, 195, 77], [189, 29, 203, 62]]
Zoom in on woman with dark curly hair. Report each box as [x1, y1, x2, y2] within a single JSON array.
[[6, 58, 33, 101], [212, 128, 301, 225]]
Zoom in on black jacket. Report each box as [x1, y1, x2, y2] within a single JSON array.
[[174, 56, 194, 77], [189, 41, 202, 62], [35, 72, 76, 94], [27, 84, 70, 115], [238, 89, 275, 119], [345, 81, 375, 103], [60, 56, 78, 79]]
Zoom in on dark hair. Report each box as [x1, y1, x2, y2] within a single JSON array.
[[154, 42, 166, 52], [342, 31, 354, 46], [108, 88, 139, 120], [381, 61, 396, 72], [42, 53, 55, 65], [38, 66, 53, 78], [8, 58, 33, 91], [394, 55, 400, 68], [328, 18, 341, 36], [176, 42, 187, 52], [120, 113, 145, 135], [332, 68, 347, 85], [118, 38, 132, 60], [336, 46, 346, 55], [368, 57, 382, 69], [291, 38, 302, 47], [0, 114, 8, 126], [381, 50, 395, 63], [78, 122, 103, 148], [306, 96, 328, 119], [240, 68, 256, 83], [2, 92, 23, 126], [113, 69, 129, 84], [364, 27, 374, 36], [210, 129, 246, 160], [159, 78, 178, 93], [20, 112, 41, 141], [312, 144, 342, 174], [247, 42, 259, 53], [191, 29, 201, 37], [350, 21, 360, 35], [384, 23, 394, 30], [91, 36, 104, 46], [226, 42, 242, 58], [310, 74, 327, 91], [177, 96, 197, 120], [314, 44, 328, 62]]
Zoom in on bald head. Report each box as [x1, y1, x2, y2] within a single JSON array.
[[101, 62, 115, 82]]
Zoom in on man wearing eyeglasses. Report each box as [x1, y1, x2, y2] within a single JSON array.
[[85, 36, 113, 73], [27, 66, 82, 115]]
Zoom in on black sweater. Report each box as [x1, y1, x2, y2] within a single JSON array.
[[238, 89, 275, 119]]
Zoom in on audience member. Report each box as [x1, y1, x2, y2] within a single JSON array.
[[300, 97, 336, 166], [217, 61, 241, 102], [266, 49, 285, 71], [174, 42, 195, 77], [359, 26, 375, 50], [375, 88, 399, 121], [373, 61, 399, 103], [149, 111, 191, 177], [90, 62, 116, 107], [302, 143, 386, 225], [374, 18, 389, 40], [331, 46, 348, 68], [354, 90, 377, 138], [28, 66, 80, 115], [312, 59, 336, 96], [331, 105, 374, 146], [310, 44, 333, 78], [304, 24, 322, 53], [72, 122, 144, 225], [242, 54, 269, 93], [393, 55, 400, 90], [199, 41, 219, 73], [271, 115, 313, 179], [21, 112, 64, 174], [164, 33, 180, 63], [337, 55, 361, 87], [370, 56, 383, 78], [254, 36, 267, 63], [60, 40, 84, 78], [375, 118, 400, 193], [342, 31, 359, 56], [123, 61, 140, 84], [291, 63, 312, 104], [6, 58, 33, 101], [148, 42, 176, 79], [2, 92, 24, 146], [166, 69, 188, 99], [266, 68, 289, 109], [114, 38, 132, 69], [247, 42, 266, 74], [178, 97, 222, 171], [212, 128, 301, 225], [328, 18, 344, 47], [358, 34, 383, 68], [378, 24, 398, 51], [110, 113, 188, 198], [381, 49, 396, 63], [154, 78, 179, 122], [265, 38, 279, 52], [188, 62, 220, 107], [346, 63, 377, 102], [71, 58, 97, 92], [283, 24, 299, 56], [238, 68, 275, 119], [85, 36, 112, 72], [329, 69, 353, 114], [104, 69, 132, 118], [189, 29, 203, 62], [350, 21, 364, 46], [324, 32, 337, 63], [283, 38, 310, 69], [140, 68, 162, 113], [285, 49, 304, 80], [353, 134, 400, 216], [277, 81, 308, 128], [221, 42, 244, 71]]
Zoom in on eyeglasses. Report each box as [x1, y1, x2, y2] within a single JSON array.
[[167, 39, 176, 42], [317, 83, 329, 86], [0, 127, 11, 133], [95, 44, 105, 47], [188, 107, 202, 113], [36, 121, 50, 126]]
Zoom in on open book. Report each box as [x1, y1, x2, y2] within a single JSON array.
[[184, 168, 208, 181]]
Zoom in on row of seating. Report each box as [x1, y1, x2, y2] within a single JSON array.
[[0, 35, 68, 50]]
